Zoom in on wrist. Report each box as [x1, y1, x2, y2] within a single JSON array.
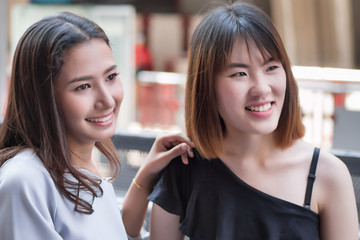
[[132, 174, 157, 193], [132, 178, 146, 191]]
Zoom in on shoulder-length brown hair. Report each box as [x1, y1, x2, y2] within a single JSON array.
[[0, 12, 120, 214], [186, 2, 304, 159]]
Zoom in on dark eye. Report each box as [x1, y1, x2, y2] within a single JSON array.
[[75, 84, 90, 91], [107, 72, 119, 81], [231, 72, 247, 77], [267, 65, 279, 71]]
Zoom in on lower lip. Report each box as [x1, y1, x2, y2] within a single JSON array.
[[87, 115, 113, 127], [247, 107, 273, 119]]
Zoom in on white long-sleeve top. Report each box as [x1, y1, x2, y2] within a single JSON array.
[[0, 149, 128, 240]]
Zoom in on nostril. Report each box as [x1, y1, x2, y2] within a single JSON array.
[[249, 84, 271, 97]]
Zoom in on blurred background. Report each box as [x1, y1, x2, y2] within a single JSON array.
[[2, 1, 360, 233], [1, 0, 360, 153]]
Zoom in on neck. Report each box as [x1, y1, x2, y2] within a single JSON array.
[[68, 143, 102, 178], [222, 132, 277, 162]]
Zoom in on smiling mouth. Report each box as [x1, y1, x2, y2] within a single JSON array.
[[86, 114, 112, 123], [245, 103, 272, 112]]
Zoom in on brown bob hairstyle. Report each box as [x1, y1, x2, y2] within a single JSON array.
[[185, 2, 305, 159], [0, 12, 120, 214]]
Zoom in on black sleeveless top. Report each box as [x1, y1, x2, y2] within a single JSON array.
[[148, 148, 320, 240]]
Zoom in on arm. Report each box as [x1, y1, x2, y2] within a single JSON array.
[[149, 203, 184, 240], [317, 152, 359, 240], [122, 133, 194, 238]]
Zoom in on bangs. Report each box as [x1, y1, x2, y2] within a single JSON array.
[[230, 5, 283, 64], [241, 29, 282, 64]]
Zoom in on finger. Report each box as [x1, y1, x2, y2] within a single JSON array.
[[164, 142, 188, 161], [187, 145, 194, 158], [181, 153, 189, 165], [160, 133, 195, 148]]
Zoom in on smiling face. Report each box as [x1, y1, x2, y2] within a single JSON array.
[[54, 38, 124, 149], [215, 36, 286, 138]]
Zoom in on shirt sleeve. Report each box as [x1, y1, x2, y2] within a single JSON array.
[[148, 156, 193, 222], [0, 160, 63, 240]]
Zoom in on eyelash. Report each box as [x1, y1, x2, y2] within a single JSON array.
[[267, 65, 279, 71], [231, 72, 247, 77], [75, 84, 90, 91], [107, 72, 119, 81], [230, 65, 280, 77], [74, 72, 119, 91]]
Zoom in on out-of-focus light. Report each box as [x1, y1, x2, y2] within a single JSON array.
[[345, 92, 360, 111], [292, 66, 360, 82], [137, 71, 186, 85]]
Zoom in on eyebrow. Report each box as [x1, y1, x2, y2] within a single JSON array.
[[68, 64, 117, 84], [227, 57, 275, 69]]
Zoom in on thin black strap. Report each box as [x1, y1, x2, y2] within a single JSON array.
[[303, 147, 320, 209]]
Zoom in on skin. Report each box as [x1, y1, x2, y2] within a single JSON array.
[[55, 38, 123, 175], [54, 39, 195, 224], [215, 37, 286, 138], [149, 37, 358, 240], [122, 133, 194, 238]]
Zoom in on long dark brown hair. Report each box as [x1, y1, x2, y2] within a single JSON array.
[[0, 12, 121, 214], [185, 2, 305, 159]]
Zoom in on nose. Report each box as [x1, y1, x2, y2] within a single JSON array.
[[249, 73, 271, 97], [95, 84, 116, 109]]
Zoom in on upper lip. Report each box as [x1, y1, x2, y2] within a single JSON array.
[[245, 101, 273, 108], [86, 112, 113, 121]]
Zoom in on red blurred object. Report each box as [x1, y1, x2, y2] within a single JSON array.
[[334, 93, 346, 107], [135, 34, 153, 72], [137, 83, 179, 128]]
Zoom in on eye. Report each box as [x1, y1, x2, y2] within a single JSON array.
[[267, 65, 279, 71], [107, 72, 119, 81], [75, 84, 90, 91], [230, 72, 247, 77]]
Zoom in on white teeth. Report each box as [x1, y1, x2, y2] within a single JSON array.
[[247, 103, 271, 112], [87, 114, 112, 123]]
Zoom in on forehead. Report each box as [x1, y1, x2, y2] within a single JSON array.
[[62, 39, 114, 72], [228, 36, 272, 63], [55, 39, 115, 85], [63, 38, 112, 63]]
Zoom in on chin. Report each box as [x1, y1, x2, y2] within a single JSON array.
[[255, 126, 278, 135], [96, 130, 116, 141]]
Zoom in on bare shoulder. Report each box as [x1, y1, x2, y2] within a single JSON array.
[[288, 140, 359, 237], [316, 148, 351, 184], [308, 147, 359, 238], [290, 140, 350, 181], [315, 146, 355, 213], [290, 140, 352, 198]]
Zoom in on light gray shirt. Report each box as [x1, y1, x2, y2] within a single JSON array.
[[0, 149, 128, 240]]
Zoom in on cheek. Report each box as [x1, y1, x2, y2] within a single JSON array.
[[112, 82, 124, 105], [216, 81, 243, 106], [281, 79, 287, 97], [57, 94, 86, 124], [62, 100, 85, 122], [274, 71, 287, 97], [215, 83, 237, 118]]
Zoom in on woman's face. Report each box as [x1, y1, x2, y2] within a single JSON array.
[[215, 36, 286, 138], [54, 38, 123, 148]]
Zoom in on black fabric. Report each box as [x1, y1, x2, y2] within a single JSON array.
[[304, 147, 320, 209], [148, 149, 320, 240]]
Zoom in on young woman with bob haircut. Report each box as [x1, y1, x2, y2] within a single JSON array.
[[0, 12, 193, 239], [185, 3, 304, 159], [147, 2, 358, 240]]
